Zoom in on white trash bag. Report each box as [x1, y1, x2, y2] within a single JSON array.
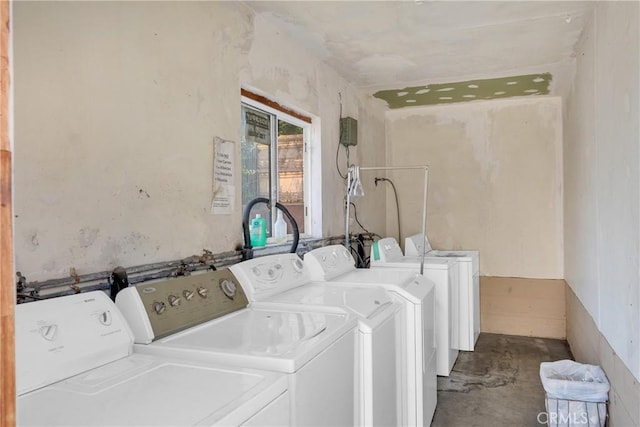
[[540, 360, 609, 427]]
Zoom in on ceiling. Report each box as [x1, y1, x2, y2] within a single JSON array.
[[245, 1, 593, 108]]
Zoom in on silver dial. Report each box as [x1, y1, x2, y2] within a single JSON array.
[[153, 301, 166, 315], [168, 294, 181, 307], [183, 290, 194, 300], [197, 287, 208, 298], [219, 279, 237, 299]]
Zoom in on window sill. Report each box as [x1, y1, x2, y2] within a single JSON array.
[[250, 235, 320, 256]]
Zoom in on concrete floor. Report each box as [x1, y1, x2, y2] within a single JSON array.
[[432, 333, 573, 427]]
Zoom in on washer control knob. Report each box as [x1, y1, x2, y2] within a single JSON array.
[[40, 324, 58, 341], [153, 302, 166, 315], [197, 287, 208, 298], [252, 267, 261, 277], [168, 294, 181, 307], [99, 310, 112, 326], [342, 249, 351, 260], [220, 279, 237, 299], [183, 290, 195, 300], [292, 258, 304, 272]]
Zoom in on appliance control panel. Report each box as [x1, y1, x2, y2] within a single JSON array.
[[116, 269, 248, 342], [372, 237, 405, 263], [16, 291, 132, 395], [405, 233, 432, 256], [304, 245, 356, 281], [230, 254, 309, 301]]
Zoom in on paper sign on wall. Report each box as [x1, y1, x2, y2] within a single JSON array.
[[211, 137, 236, 214]]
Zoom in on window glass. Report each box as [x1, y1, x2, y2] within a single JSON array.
[[277, 120, 305, 234], [241, 103, 309, 238], [241, 105, 272, 231]]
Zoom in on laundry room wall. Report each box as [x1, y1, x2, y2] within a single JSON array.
[[239, 14, 388, 241], [12, 1, 386, 282], [385, 97, 565, 338], [564, 3, 639, 425]]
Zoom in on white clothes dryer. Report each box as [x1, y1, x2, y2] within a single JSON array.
[[304, 245, 438, 427], [16, 291, 290, 427], [405, 233, 480, 351], [116, 269, 357, 427], [230, 254, 404, 427], [371, 237, 460, 377]]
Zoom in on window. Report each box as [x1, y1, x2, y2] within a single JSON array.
[[241, 93, 311, 239]]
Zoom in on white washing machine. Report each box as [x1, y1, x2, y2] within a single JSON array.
[[405, 233, 480, 351], [304, 245, 438, 427], [116, 269, 357, 427], [230, 254, 404, 427], [16, 291, 290, 426], [371, 237, 460, 377]]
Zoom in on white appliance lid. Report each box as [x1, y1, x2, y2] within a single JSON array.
[[18, 353, 287, 426], [374, 257, 455, 269], [264, 284, 392, 318], [331, 268, 417, 286], [427, 249, 477, 260], [148, 308, 355, 373], [404, 233, 479, 264]]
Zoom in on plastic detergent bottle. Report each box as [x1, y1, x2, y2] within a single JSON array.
[[250, 214, 267, 247], [274, 210, 287, 243]]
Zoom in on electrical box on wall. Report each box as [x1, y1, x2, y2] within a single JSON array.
[[340, 117, 358, 147]]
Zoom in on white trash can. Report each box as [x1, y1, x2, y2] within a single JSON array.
[[539, 360, 609, 427]]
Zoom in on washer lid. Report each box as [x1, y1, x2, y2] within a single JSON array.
[[18, 353, 287, 426], [372, 257, 455, 270], [404, 234, 479, 267], [428, 249, 478, 261], [264, 284, 392, 318], [149, 308, 356, 373], [329, 268, 417, 286]]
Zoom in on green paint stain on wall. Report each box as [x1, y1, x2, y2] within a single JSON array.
[[374, 73, 552, 108]]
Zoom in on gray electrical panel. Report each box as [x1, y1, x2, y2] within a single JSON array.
[[340, 117, 358, 147]]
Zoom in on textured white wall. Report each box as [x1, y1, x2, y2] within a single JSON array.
[[13, 1, 386, 281], [385, 97, 563, 278], [564, 2, 640, 381], [240, 14, 388, 239]]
